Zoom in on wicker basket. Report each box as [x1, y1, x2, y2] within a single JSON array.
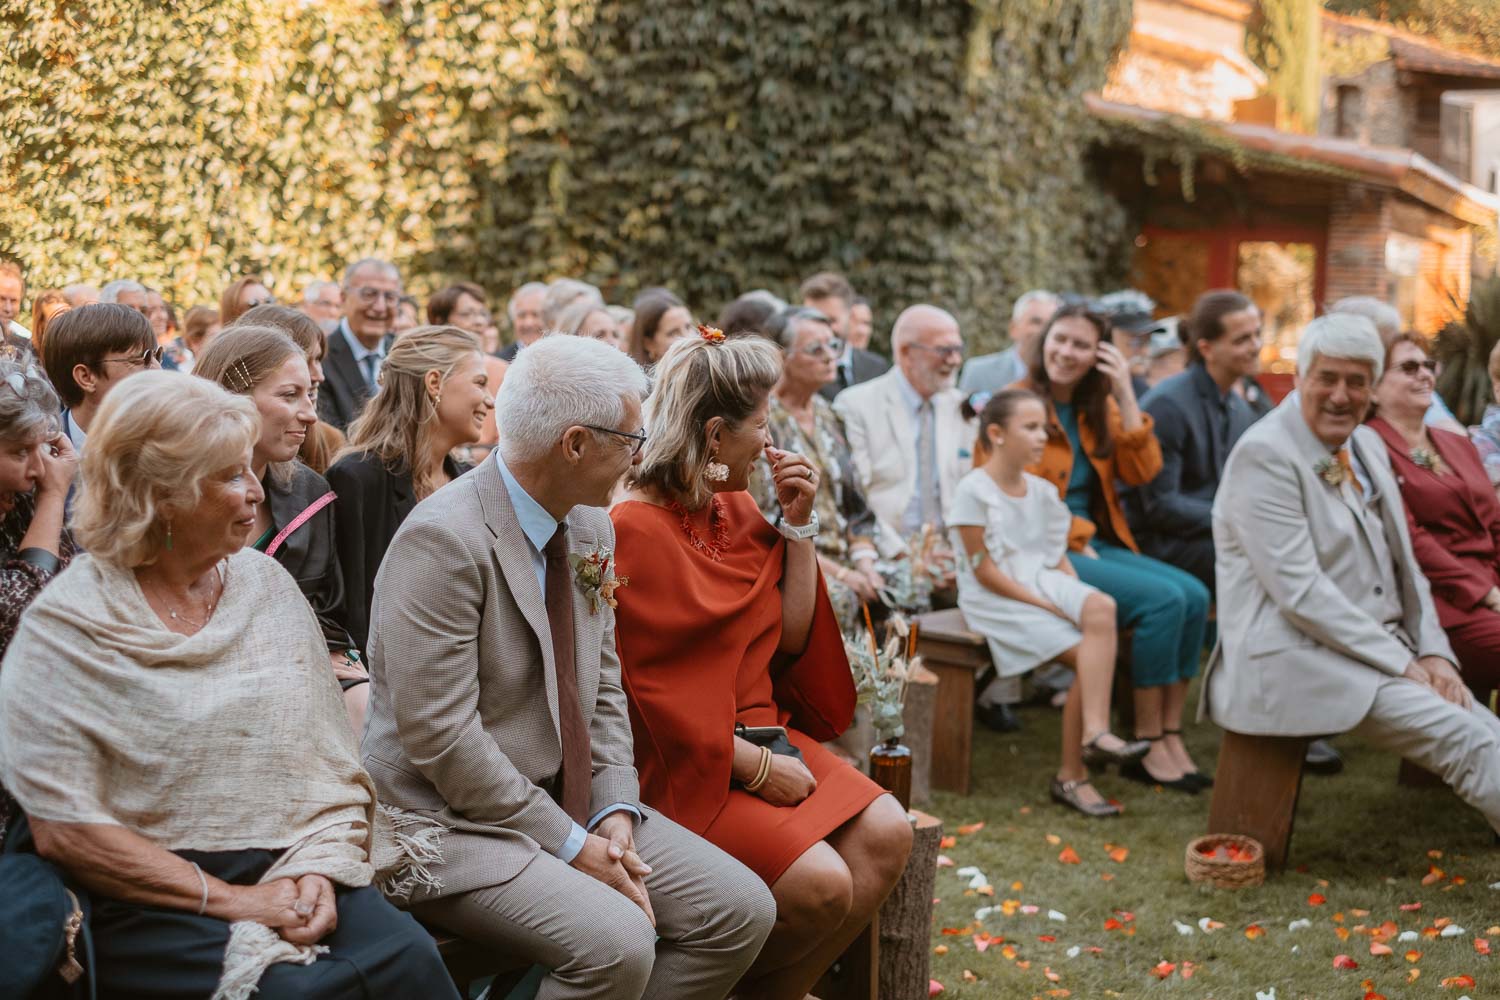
[[1185, 834, 1265, 889]]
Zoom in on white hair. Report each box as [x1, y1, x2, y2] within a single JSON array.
[[507, 281, 548, 319], [891, 304, 959, 352], [1330, 296, 1402, 344], [1297, 313, 1385, 381], [341, 258, 399, 287], [302, 279, 339, 303], [496, 333, 649, 463], [99, 279, 146, 303], [1011, 289, 1060, 322]]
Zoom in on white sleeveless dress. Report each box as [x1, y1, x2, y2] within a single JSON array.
[[948, 468, 1100, 675]]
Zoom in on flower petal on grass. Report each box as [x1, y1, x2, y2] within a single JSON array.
[[1308, 893, 1327, 906], [1439, 975, 1476, 989], [1150, 961, 1176, 979], [1333, 954, 1359, 969], [956, 821, 985, 835], [1441, 924, 1467, 938], [1199, 917, 1225, 932], [1399, 931, 1420, 942], [928, 980, 944, 996], [1245, 924, 1266, 940], [1057, 846, 1081, 864], [1174, 920, 1196, 936], [1400, 902, 1422, 911], [1370, 941, 1393, 956]]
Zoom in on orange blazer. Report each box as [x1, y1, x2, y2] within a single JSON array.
[[1014, 380, 1162, 552]]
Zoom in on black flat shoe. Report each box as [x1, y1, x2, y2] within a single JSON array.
[[1082, 732, 1151, 768], [1120, 759, 1200, 794], [1161, 730, 1212, 787], [976, 702, 1022, 733], [1050, 777, 1122, 817], [1304, 738, 1344, 775]]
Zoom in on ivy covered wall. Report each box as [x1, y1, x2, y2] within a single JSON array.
[[0, 0, 1133, 351]]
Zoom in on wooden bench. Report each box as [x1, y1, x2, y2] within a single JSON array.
[[914, 608, 988, 795], [1205, 731, 1309, 871]]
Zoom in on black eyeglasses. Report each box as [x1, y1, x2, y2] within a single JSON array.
[[98, 346, 164, 369], [585, 425, 648, 455], [1392, 359, 1437, 377]]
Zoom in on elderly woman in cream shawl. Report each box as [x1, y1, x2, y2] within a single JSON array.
[[0, 372, 456, 1000]]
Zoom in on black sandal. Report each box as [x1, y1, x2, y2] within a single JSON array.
[[1050, 777, 1122, 817], [1119, 735, 1200, 794], [1164, 728, 1212, 788], [1081, 731, 1151, 768]]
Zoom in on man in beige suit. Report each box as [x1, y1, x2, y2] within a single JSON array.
[[363, 335, 775, 999], [833, 303, 974, 546], [1207, 315, 1500, 834]]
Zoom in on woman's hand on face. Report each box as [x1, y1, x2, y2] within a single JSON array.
[[36, 433, 78, 500], [767, 446, 818, 527], [753, 754, 817, 807], [1094, 341, 1137, 404]]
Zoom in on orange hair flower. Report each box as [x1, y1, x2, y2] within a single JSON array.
[[698, 324, 726, 344]]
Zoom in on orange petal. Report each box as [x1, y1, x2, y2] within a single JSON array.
[[1400, 902, 1422, 912], [1103, 918, 1122, 931], [1333, 954, 1359, 969], [939, 836, 956, 849], [1245, 924, 1266, 940], [1308, 893, 1327, 906], [1407, 968, 1421, 983], [1350, 908, 1370, 917], [1037, 935, 1056, 943], [1405, 950, 1422, 962], [1440, 974, 1476, 989], [1015, 959, 1032, 970], [1370, 942, 1393, 956], [961, 969, 978, 983], [1099, 873, 1115, 881], [1476, 937, 1492, 956], [1150, 961, 1176, 980], [1044, 967, 1061, 982], [957, 822, 986, 836], [1045, 833, 1062, 846], [1422, 865, 1445, 886], [1337, 927, 1352, 941], [1434, 917, 1455, 929], [1057, 846, 1081, 864], [1180, 960, 1196, 979], [1364, 993, 1388, 1000], [934, 944, 948, 955], [928, 981, 944, 996]]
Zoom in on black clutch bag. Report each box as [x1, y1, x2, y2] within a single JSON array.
[[734, 723, 804, 763]]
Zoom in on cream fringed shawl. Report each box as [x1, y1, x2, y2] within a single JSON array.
[[0, 549, 442, 1000]]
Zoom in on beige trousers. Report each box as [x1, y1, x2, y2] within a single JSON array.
[[1353, 674, 1500, 833], [410, 808, 775, 1000]]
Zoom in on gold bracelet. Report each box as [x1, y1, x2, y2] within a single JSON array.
[[745, 747, 773, 792]]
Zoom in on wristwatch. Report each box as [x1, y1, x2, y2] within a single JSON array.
[[776, 512, 820, 540]]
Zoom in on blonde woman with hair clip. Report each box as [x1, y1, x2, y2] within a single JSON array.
[[194, 324, 369, 733], [611, 329, 913, 1000], [325, 325, 494, 654]]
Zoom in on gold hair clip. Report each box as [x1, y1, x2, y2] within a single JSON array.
[[227, 359, 256, 393], [698, 325, 725, 344]]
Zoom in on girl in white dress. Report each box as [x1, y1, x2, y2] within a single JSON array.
[[949, 389, 1147, 816]]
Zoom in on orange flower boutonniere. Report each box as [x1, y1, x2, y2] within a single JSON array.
[[570, 545, 628, 613]]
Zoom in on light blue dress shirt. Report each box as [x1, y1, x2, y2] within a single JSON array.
[[493, 453, 640, 862], [338, 320, 386, 391]]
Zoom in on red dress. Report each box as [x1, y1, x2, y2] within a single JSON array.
[[611, 491, 883, 884], [1368, 418, 1500, 690]]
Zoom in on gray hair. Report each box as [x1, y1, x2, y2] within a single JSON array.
[[892, 304, 960, 352], [61, 284, 99, 306], [0, 356, 60, 443], [1330, 296, 1402, 345], [302, 279, 339, 303], [767, 306, 832, 351], [99, 279, 146, 303], [341, 258, 400, 288], [1297, 313, 1385, 381], [541, 278, 604, 332], [1012, 290, 1060, 322], [496, 333, 649, 463], [506, 281, 548, 320]]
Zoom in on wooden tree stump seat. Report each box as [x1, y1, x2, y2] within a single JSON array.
[[1205, 730, 1310, 872]]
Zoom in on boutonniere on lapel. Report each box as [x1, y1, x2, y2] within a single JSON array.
[[1410, 445, 1449, 476], [1313, 453, 1348, 488], [569, 544, 629, 613]]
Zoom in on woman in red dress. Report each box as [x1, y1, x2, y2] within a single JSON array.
[[1367, 334, 1500, 693], [611, 329, 912, 1000]]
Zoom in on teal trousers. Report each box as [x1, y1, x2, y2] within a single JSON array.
[[1068, 540, 1209, 687]]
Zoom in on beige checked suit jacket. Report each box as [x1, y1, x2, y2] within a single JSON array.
[[362, 458, 639, 901], [1203, 400, 1454, 736]]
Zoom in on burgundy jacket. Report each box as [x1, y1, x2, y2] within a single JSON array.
[[1367, 417, 1500, 630]]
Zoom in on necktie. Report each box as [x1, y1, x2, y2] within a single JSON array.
[[918, 399, 941, 530], [361, 353, 380, 393], [1337, 448, 1364, 497], [544, 525, 592, 823]]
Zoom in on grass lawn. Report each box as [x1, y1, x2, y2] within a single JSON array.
[[922, 687, 1500, 999]]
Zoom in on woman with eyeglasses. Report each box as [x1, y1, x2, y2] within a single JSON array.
[[219, 275, 275, 326], [750, 306, 883, 631], [325, 326, 494, 654], [0, 356, 77, 849], [38, 303, 162, 453], [1367, 334, 1500, 695]]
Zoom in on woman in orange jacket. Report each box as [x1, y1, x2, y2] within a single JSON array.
[[1011, 304, 1211, 793]]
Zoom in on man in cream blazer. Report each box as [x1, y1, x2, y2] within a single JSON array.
[[1206, 315, 1500, 835], [833, 304, 975, 552], [364, 336, 773, 999]]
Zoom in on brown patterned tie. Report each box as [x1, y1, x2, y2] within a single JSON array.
[[544, 524, 592, 823]]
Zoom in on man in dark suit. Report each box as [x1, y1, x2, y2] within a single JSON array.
[[318, 258, 401, 431], [1129, 291, 1262, 593], [801, 272, 889, 402]]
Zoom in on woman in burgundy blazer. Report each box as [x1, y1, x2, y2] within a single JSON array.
[[1368, 334, 1500, 691]]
